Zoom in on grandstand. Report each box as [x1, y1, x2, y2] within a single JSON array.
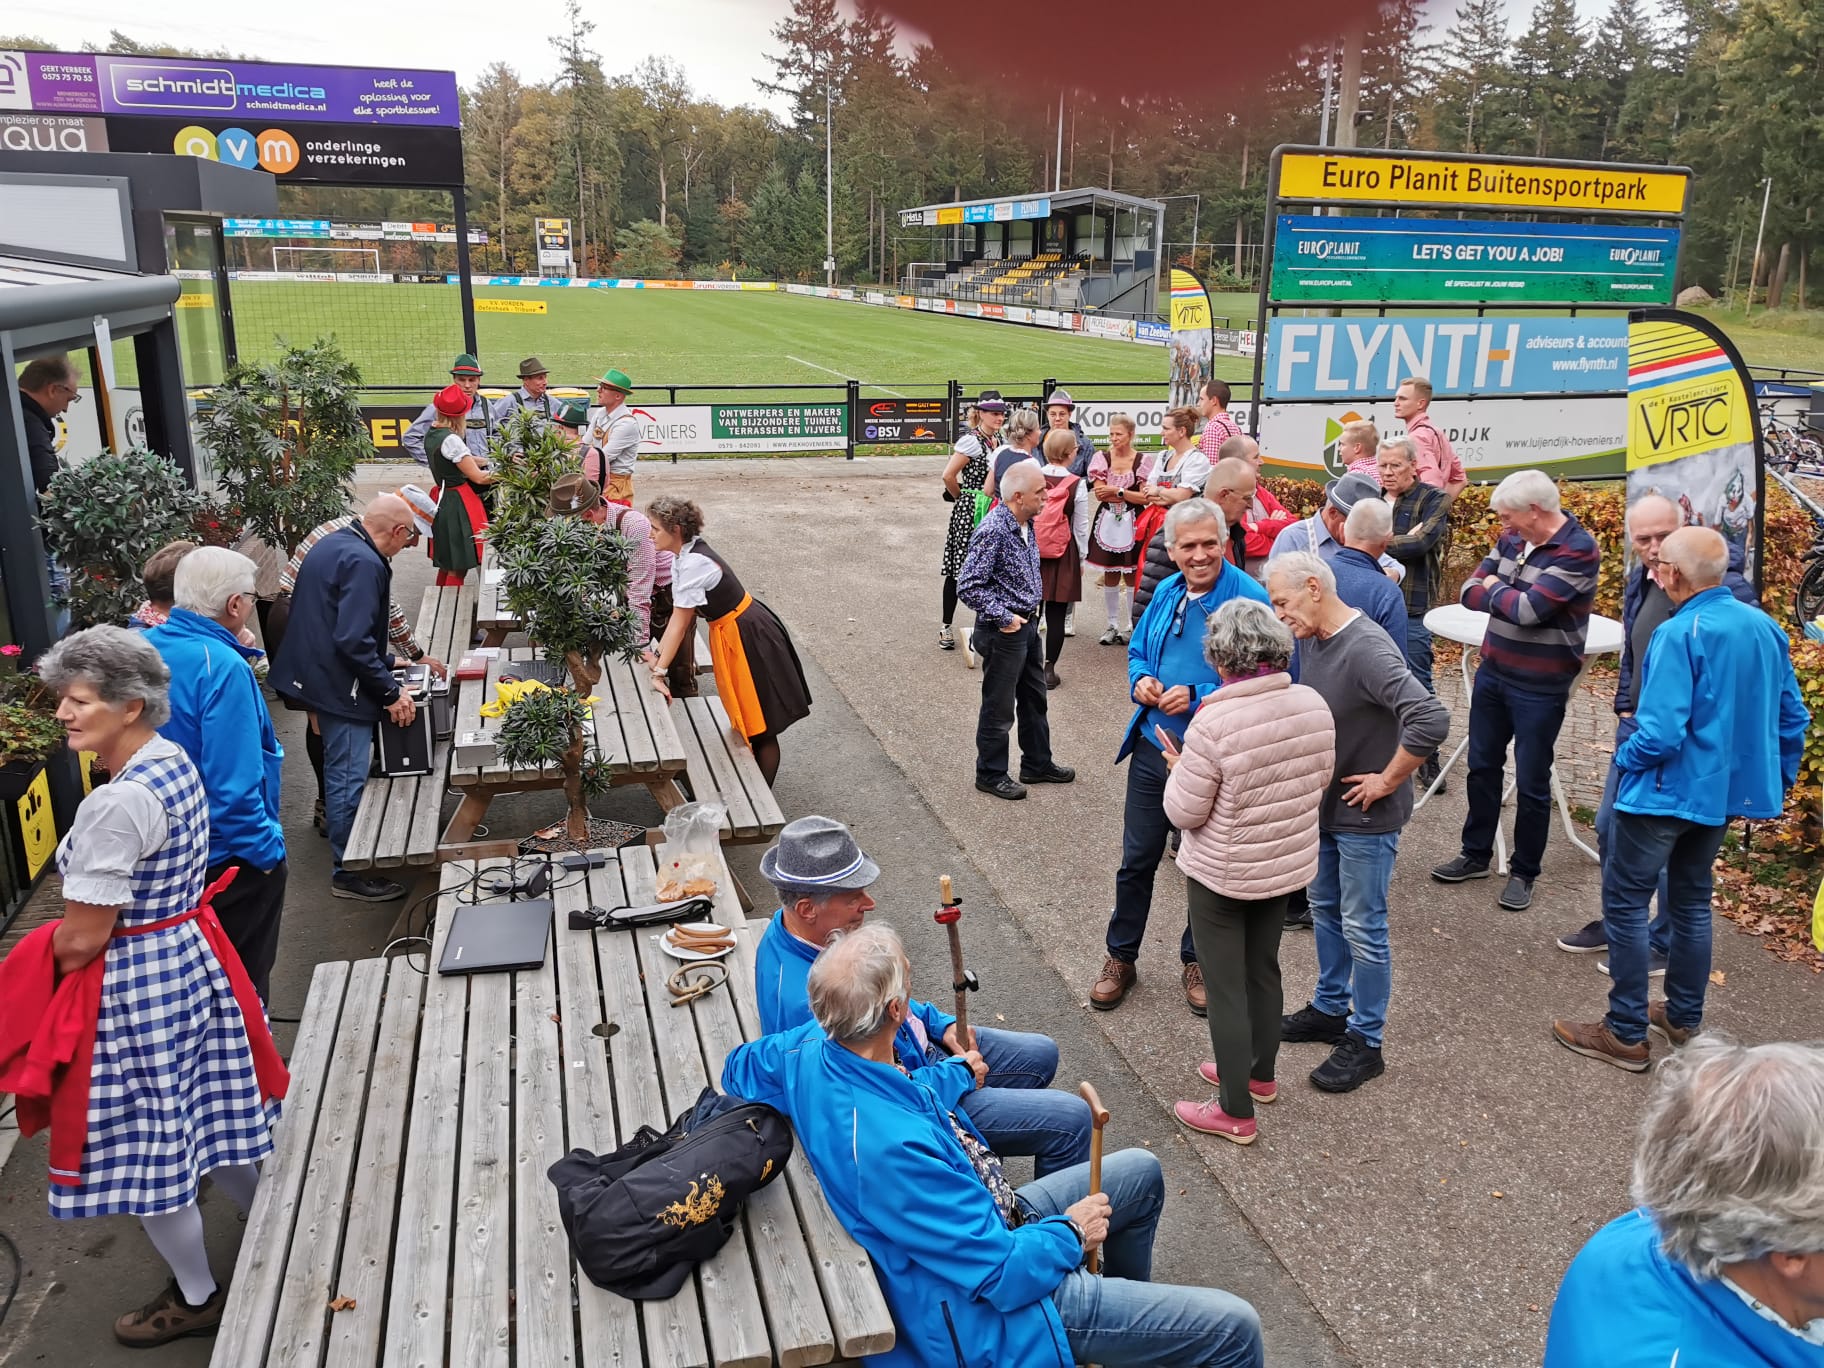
[[897, 187, 1166, 319]]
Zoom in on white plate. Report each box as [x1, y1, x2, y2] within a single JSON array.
[[660, 922, 734, 962]]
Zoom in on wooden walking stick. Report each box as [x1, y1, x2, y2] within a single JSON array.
[[935, 875, 979, 1047], [1078, 1081, 1111, 1273]]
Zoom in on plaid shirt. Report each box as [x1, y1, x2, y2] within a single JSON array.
[[957, 504, 1041, 629], [1197, 410, 1243, 460], [280, 516, 418, 658], [1385, 482, 1452, 614]]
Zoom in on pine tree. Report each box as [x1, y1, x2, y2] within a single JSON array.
[[1511, 0, 1592, 157], [1587, 0, 1662, 157], [1430, 0, 1523, 152]]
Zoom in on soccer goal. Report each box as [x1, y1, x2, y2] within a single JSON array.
[[271, 245, 382, 276]]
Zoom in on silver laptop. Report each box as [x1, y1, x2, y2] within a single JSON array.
[[437, 899, 553, 976]]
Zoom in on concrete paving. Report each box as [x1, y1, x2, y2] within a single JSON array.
[[2, 454, 1818, 1368]]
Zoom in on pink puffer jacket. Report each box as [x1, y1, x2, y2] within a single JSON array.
[[1162, 673, 1336, 899]]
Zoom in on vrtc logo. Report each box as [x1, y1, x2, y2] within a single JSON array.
[[172, 125, 300, 174]]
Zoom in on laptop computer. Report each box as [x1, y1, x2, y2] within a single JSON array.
[[437, 899, 554, 976]]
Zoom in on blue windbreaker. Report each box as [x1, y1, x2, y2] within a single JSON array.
[[1118, 566, 1269, 763], [722, 1021, 1080, 1367], [1614, 586, 1809, 825]]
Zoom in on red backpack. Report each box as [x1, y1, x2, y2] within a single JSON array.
[[1034, 473, 1079, 559]]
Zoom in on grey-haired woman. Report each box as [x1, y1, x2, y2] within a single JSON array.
[[990, 406, 1045, 501]]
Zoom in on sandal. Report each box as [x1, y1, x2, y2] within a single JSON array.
[[114, 1279, 229, 1347]]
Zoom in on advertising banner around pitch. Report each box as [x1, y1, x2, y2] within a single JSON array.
[[1625, 310, 1763, 585], [631, 403, 848, 454], [1275, 149, 1689, 215], [1258, 397, 1626, 482], [1269, 215, 1680, 305], [1169, 268, 1214, 408], [860, 399, 951, 443], [1265, 317, 1629, 400]]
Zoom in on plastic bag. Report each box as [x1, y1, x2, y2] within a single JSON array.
[[656, 801, 726, 901]]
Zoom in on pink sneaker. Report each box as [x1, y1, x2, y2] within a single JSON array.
[[1195, 1062, 1277, 1104], [1174, 1098, 1258, 1145]]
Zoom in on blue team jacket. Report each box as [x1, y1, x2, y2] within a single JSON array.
[[1614, 587, 1810, 825], [754, 910, 957, 1072], [722, 1021, 1080, 1367], [1118, 566, 1269, 763], [1545, 1208, 1822, 1367], [145, 608, 285, 870]]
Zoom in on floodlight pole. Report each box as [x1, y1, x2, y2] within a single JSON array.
[[1056, 90, 1065, 192], [1746, 176, 1772, 318], [1318, 43, 1335, 146], [825, 70, 835, 288]]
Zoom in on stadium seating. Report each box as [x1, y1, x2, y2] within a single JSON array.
[[920, 251, 1092, 309]]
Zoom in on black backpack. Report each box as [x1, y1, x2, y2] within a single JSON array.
[[547, 1087, 794, 1300]]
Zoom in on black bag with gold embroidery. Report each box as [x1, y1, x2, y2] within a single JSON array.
[[548, 1086, 794, 1299]]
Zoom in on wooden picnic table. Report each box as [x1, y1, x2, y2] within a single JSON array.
[[211, 845, 896, 1368], [475, 546, 519, 648]]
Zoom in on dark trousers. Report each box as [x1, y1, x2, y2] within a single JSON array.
[[1186, 881, 1286, 1121], [208, 857, 288, 1006], [972, 618, 1051, 782], [1461, 669, 1569, 880], [1106, 738, 1194, 965], [1404, 613, 1434, 694], [1043, 601, 1069, 668], [1602, 813, 1727, 1044]]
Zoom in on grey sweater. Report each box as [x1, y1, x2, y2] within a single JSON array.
[[1298, 613, 1452, 834]]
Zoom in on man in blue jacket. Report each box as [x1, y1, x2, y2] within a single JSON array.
[[1553, 494, 1760, 968], [724, 923, 1264, 1368], [1092, 497, 1269, 1015], [145, 547, 287, 1002], [1546, 1036, 1824, 1366], [272, 494, 445, 903], [753, 816, 1091, 1177], [1553, 527, 1809, 1071]]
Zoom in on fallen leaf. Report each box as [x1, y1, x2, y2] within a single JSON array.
[[1492, 1191, 1505, 1198], [995, 1013, 1005, 1022], [549, 1012, 560, 1024], [329, 1295, 357, 1312], [1528, 1303, 1540, 1313], [1178, 1188, 1187, 1196], [1710, 970, 1727, 986]]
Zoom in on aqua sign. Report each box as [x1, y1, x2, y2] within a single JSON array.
[[1269, 215, 1680, 306]]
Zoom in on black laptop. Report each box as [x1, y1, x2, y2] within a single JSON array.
[[437, 899, 554, 975]]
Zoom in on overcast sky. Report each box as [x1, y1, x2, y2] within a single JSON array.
[[7, 0, 1611, 118]]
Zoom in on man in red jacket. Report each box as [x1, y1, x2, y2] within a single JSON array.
[[1217, 435, 1295, 579]]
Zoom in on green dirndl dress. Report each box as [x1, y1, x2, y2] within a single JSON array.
[[428, 432, 487, 578]]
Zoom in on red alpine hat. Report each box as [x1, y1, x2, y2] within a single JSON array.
[[432, 383, 470, 417]]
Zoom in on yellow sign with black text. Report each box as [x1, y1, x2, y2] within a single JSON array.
[[475, 298, 548, 315], [175, 294, 214, 308], [16, 769, 55, 881], [1278, 151, 1688, 215], [1626, 318, 1753, 469]]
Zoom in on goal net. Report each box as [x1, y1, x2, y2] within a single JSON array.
[[271, 245, 383, 276]]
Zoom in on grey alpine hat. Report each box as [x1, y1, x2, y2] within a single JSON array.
[[1325, 471, 1383, 514], [759, 815, 880, 891]]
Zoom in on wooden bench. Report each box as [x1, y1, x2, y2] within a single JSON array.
[[340, 583, 473, 875], [475, 547, 519, 648], [667, 695, 787, 845], [211, 848, 895, 1367]]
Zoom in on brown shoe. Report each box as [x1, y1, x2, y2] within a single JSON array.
[[1648, 1001, 1696, 1047], [1552, 1018, 1650, 1073], [114, 1279, 228, 1347], [1182, 962, 1207, 1017], [1090, 956, 1137, 1010]]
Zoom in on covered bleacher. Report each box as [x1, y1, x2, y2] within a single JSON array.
[[897, 187, 1165, 318]]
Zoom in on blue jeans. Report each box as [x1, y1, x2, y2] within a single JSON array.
[[1310, 830, 1400, 1049], [1602, 812, 1727, 1044], [1018, 1150, 1263, 1368], [947, 1027, 1093, 1178], [973, 618, 1052, 783], [318, 714, 374, 878], [1594, 717, 1670, 957], [1107, 737, 1195, 965], [1404, 613, 1434, 694], [1461, 669, 1569, 880]]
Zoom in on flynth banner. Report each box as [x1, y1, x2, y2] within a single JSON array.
[[1264, 317, 1629, 400], [1269, 214, 1679, 306], [1169, 268, 1214, 408], [1276, 149, 1689, 215], [1626, 309, 1764, 585]]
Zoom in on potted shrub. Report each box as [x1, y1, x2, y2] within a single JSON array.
[[0, 644, 65, 800], [36, 447, 210, 628], [193, 338, 370, 557]]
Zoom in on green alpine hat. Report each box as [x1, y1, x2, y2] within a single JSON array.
[[594, 368, 634, 395], [554, 397, 590, 428], [450, 353, 483, 376]]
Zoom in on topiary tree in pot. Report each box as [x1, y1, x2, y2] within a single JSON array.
[[194, 337, 370, 557]]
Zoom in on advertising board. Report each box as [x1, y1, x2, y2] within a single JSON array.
[[0, 110, 107, 152], [629, 403, 848, 454], [1264, 317, 1629, 400], [860, 399, 951, 443], [1275, 149, 1688, 215], [1269, 215, 1680, 305], [104, 115, 464, 186]]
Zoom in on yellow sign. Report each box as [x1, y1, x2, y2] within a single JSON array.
[[1279, 151, 1689, 215], [935, 206, 964, 225], [475, 298, 548, 315], [16, 768, 55, 880], [79, 751, 100, 794], [175, 293, 214, 308], [1169, 268, 1211, 332], [1626, 318, 1752, 469]]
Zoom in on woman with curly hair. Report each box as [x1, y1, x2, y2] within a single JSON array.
[[644, 496, 811, 784]]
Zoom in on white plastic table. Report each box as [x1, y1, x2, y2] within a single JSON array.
[[1417, 604, 1624, 872]]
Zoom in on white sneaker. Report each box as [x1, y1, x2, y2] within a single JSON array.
[[1099, 626, 1120, 645], [1064, 606, 1076, 637]]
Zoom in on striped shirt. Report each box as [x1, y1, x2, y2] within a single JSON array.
[[1460, 512, 1600, 687], [280, 516, 417, 658]]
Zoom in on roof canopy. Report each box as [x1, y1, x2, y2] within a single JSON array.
[[899, 186, 1165, 228]]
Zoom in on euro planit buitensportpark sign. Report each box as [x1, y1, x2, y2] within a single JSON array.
[[628, 402, 849, 453], [1269, 215, 1680, 306], [1274, 150, 1689, 215]]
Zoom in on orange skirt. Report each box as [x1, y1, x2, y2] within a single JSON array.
[[707, 595, 767, 739], [705, 593, 812, 740]]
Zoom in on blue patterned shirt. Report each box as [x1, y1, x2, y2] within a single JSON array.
[[957, 504, 1042, 629]]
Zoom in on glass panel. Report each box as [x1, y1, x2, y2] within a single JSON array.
[[164, 218, 227, 386]]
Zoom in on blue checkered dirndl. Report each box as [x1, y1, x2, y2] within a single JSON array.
[[48, 739, 277, 1219]]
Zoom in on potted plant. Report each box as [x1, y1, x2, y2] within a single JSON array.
[[193, 338, 370, 557], [0, 644, 65, 800], [36, 447, 211, 628], [487, 413, 645, 842]]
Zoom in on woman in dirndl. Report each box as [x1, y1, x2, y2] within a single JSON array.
[[644, 496, 811, 785], [20, 627, 285, 1346], [1085, 414, 1150, 643], [937, 389, 1008, 654], [427, 382, 495, 585]]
